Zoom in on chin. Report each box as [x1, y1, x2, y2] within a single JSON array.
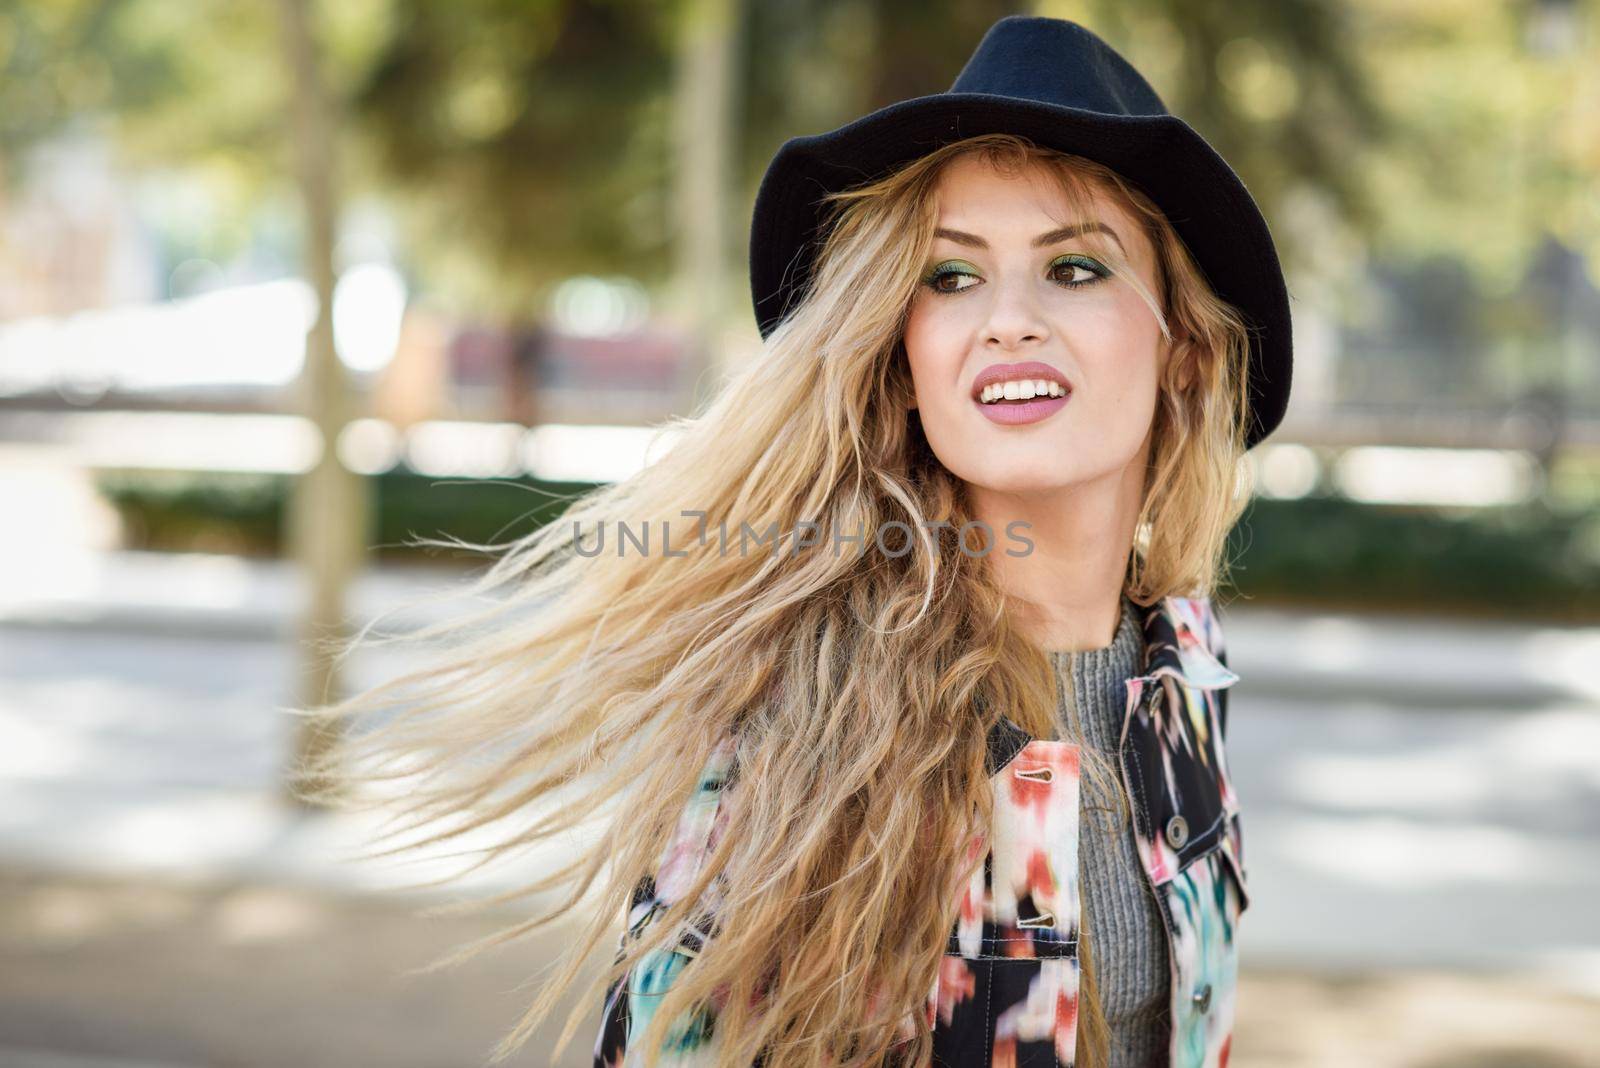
[[958, 460, 1080, 495]]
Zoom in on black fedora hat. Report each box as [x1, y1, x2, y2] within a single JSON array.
[[747, 14, 1293, 449]]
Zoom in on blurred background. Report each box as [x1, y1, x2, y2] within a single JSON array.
[[0, 0, 1597, 1065]]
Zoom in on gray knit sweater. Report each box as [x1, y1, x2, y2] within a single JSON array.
[[1046, 595, 1170, 1068]]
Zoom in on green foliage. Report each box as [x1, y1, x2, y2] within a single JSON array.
[[95, 466, 600, 560], [95, 468, 289, 556], [1222, 494, 1600, 622], [94, 467, 1600, 621], [8, 0, 1597, 314], [0, 1, 284, 190], [368, 468, 599, 559], [351, 0, 680, 316]]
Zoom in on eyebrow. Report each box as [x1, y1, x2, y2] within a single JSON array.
[[932, 222, 1126, 253]]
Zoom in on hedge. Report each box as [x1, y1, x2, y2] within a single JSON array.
[[93, 468, 1600, 622]]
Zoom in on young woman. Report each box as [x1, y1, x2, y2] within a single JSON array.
[[293, 16, 1292, 1068]]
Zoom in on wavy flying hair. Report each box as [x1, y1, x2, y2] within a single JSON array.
[[288, 132, 1255, 1068]]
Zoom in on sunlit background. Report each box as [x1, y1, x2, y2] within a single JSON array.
[[1, 1, 1597, 1065]]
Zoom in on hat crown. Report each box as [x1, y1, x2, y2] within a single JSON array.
[[948, 16, 1169, 119]]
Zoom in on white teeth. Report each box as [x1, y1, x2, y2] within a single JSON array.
[[979, 378, 1066, 403]]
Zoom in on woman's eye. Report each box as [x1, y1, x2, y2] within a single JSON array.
[[1049, 256, 1109, 289], [923, 265, 980, 294]]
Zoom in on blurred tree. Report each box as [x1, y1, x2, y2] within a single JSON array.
[[0, 0, 376, 795], [279, 0, 368, 806], [1059, 2, 1591, 298], [2, 0, 1595, 369], [673, 0, 740, 409], [351, 0, 679, 316], [1030, 0, 1393, 303], [1356, 0, 1598, 283], [0, 0, 293, 265]]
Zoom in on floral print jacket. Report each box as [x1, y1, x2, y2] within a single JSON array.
[[594, 595, 1250, 1067]]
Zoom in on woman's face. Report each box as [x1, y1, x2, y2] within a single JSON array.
[[902, 155, 1170, 495]]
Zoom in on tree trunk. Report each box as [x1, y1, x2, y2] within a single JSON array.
[[280, 0, 367, 807], [673, 0, 742, 411]]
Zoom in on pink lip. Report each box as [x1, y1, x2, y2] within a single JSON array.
[[971, 360, 1073, 426]]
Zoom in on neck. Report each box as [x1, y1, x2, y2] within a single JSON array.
[[970, 451, 1146, 653]]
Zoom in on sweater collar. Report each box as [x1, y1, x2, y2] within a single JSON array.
[[984, 595, 1238, 775]]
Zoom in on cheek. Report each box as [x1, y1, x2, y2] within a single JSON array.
[[1088, 349, 1158, 406], [1082, 304, 1164, 400], [901, 304, 961, 401], [1080, 354, 1160, 444], [1066, 321, 1165, 461]]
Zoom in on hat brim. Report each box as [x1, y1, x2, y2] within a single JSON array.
[[748, 92, 1292, 449]]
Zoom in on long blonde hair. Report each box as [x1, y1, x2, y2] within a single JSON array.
[[289, 132, 1254, 1068]]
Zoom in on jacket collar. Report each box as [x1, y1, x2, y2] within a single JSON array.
[[1135, 594, 1240, 691], [983, 595, 1238, 775]]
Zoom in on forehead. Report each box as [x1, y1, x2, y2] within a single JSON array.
[[928, 153, 1141, 252]]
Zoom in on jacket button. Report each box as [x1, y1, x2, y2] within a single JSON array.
[[1164, 815, 1189, 850], [1192, 983, 1212, 1013]]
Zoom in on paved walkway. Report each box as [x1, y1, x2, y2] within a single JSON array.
[[2, 550, 1597, 1063], [5, 866, 1598, 1068]]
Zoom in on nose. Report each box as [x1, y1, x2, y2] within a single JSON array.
[[982, 275, 1050, 350]]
